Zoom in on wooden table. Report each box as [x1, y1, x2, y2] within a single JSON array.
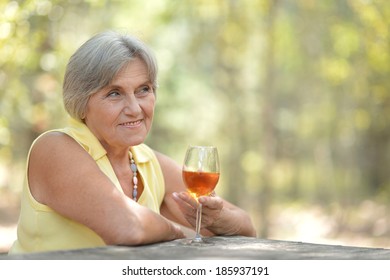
[[2, 236, 390, 260]]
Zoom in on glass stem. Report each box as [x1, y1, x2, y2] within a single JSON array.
[[194, 202, 202, 242]]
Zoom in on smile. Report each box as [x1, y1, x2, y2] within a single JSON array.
[[119, 120, 143, 127]]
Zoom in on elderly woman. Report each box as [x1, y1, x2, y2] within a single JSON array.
[[9, 31, 256, 253]]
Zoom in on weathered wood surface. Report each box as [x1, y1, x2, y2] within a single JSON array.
[[2, 236, 390, 260]]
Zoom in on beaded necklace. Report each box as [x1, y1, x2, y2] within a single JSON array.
[[129, 151, 138, 201]]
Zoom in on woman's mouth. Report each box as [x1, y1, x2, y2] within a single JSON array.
[[119, 120, 143, 127]]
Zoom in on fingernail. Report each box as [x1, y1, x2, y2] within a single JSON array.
[[179, 192, 187, 199]]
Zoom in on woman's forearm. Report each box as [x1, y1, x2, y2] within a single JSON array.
[[136, 209, 184, 244], [103, 203, 184, 246], [206, 207, 257, 237]]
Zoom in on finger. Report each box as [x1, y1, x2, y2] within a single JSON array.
[[172, 192, 196, 213], [172, 192, 197, 227], [176, 191, 199, 209], [199, 208, 220, 228], [198, 196, 223, 210], [198, 197, 223, 228]]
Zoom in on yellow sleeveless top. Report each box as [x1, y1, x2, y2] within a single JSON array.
[[9, 118, 165, 254]]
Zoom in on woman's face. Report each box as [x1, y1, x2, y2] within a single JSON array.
[[84, 57, 156, 152]]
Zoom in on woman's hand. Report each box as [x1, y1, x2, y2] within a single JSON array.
[[172, 191, 257, 237], [172, 192, 224, 233], [156, 151, 256, 238]]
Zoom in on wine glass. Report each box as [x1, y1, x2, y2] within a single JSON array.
[[182, 145, 220, 243]]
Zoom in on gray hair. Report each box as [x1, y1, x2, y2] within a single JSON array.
[[63, 31, 158, 121]]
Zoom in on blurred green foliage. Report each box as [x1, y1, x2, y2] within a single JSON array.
[[1, 0, 389, 247]]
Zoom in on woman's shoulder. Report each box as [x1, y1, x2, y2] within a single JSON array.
[[27, 130, 92, 205], [33, 130, 76, 148], [30, 130, 86, 161], [152, 149, 182, 178]]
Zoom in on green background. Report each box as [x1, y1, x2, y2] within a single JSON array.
[[1, 0, 390, 252]]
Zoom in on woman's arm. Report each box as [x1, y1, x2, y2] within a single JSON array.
[[156, 151, 256, 237], [28, 132, 184, 245]]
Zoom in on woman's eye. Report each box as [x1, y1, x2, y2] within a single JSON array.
[[136, 86, 152, 96], [107, 91, 120, 97]]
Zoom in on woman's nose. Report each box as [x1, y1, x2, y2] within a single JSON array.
[[123, 94, 142, 114]]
